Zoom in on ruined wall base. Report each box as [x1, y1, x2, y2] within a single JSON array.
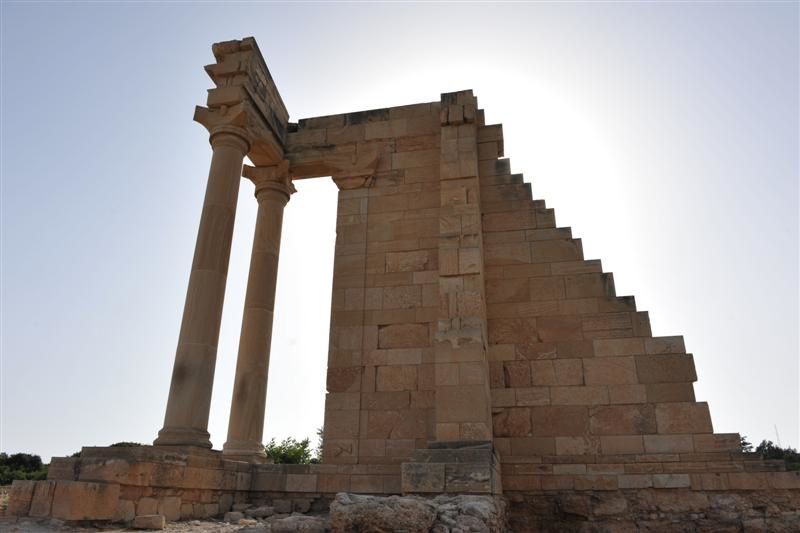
[[507, 488, 800, 532]]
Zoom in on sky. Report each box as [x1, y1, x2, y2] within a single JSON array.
[[0, 2, 797, 462]]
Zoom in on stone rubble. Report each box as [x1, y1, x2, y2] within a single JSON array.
[[329, 493, 506, 533]]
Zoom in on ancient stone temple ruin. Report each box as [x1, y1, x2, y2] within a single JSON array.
[[8, 37, 800, 531]]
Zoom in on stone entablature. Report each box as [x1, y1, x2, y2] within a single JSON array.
[[7, 36, 799, 530]]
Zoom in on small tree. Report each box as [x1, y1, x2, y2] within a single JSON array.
[[755, 440, 800, 471], [265, 438, 314, 464]]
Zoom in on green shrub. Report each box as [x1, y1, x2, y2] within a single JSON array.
[[755, 440, 800, 471], [0, 453, 48, 485], [265, 437, 317, 464]]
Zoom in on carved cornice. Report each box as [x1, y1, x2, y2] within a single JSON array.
[[198, 37, 288, 166]]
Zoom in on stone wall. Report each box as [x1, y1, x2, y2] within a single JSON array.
[[506, 488, 800, 532], [287, 102, 445, 466]]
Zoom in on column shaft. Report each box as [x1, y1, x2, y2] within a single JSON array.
[[223, 163, 293, 460], [155, 129, 249, 448]]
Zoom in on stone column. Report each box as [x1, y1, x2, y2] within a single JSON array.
[[155, 125, 250, 448], [223, 162, 294, 460]]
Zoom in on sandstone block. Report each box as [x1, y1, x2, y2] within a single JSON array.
[[159, 496, 181, 522], [516, 387, 550, 406], [51, 481, 120, 521], [643, 434, 694, 454], [652, 474, 691, 488], [504, 360, 531, 387], [584, 356, 637, 385], [376, 365, 417, 391], [589, 404, 657, 435], [531, 406, 589, 437], [401, 463, 445, 493], [7, 480, 35, 517], [536, 316, 583, 342], [645, 336, 686, 354], [636, 353, 697, 383], [138, 497, 158, 515], [655, 402, 713, 434], [132, 514, 166, 530], [593, 338, 644, 357], [492, 407, 532, 437], [378, 324, 430, 348], [550, 385, 609, 405], [114, 499, 136, 522], [600, 435, 644, 454], [29, 480, 56, 518], [607, 384, 647, 404], [645, 383, 696, 402]]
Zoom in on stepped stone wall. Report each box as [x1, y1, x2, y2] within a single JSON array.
[[6, 37, 798, 530]]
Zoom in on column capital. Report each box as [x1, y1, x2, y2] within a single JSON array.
[[243, 161, 295, 202]]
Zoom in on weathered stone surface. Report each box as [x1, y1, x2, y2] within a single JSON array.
[[7, 480, 35, 517], [132, 514, 166, 530], [330, 493, 505, 533], [50, 481, 120, 521], [330, 493, 437, 532]]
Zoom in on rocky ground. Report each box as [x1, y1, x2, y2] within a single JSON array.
[[0, 493, 506, 532]]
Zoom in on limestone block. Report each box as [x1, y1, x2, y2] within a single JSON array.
[[401, 463, 445, 493], [323, 409, 359, 439], [608, 384, 647, 404], [516, 387, 550, 406], [589, 404, 657, 435], [565, 274, 615, 299], [436, 385, 490, 423], [556, 436, 600, 455], [114, 499, 136, 522], [7, 480, 36, 517], [643, 434, 695, 454], [327, 367, 362, 393], [445, 463, 493, 493], [378, 323, 430, 349], [286, 474, 318, 492], [488, 317, 537, 345], [652, 474, 691, 488], [530, 406, 589, 437], [138, 497, 159, 515], [655, 402, 713, 434], [645, 383, 696, 402], [29, 480, 57, 518], [159, 496, 181, 522], [530, 239, 583, 263], [132, 514, 166, 530], [645, 336, 686, 354], [536, 316, 583, 342], [618, 474, 653, 489], [382, 285, 422, 309], [51, 481, 120, 521], [582, 312, 631, 332], [693, 433, 740, 452], [510, 437, 556, 456], [593, 338, 644, 357], [484, 242, 531, 265], [376, 365, 418, 391], [503, 361, 531, 387], [636, 354, 697, 383], [550, 385, 609, 406], [529, 277, 566, 301], [600, 435, 644, 454], [584, 357, 637, 385]]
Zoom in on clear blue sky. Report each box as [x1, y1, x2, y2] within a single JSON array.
[[1, 2, 797, 462]]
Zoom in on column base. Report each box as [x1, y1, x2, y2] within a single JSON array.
[[153, 426, 213, 449], [222, 440, 269, 463]]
